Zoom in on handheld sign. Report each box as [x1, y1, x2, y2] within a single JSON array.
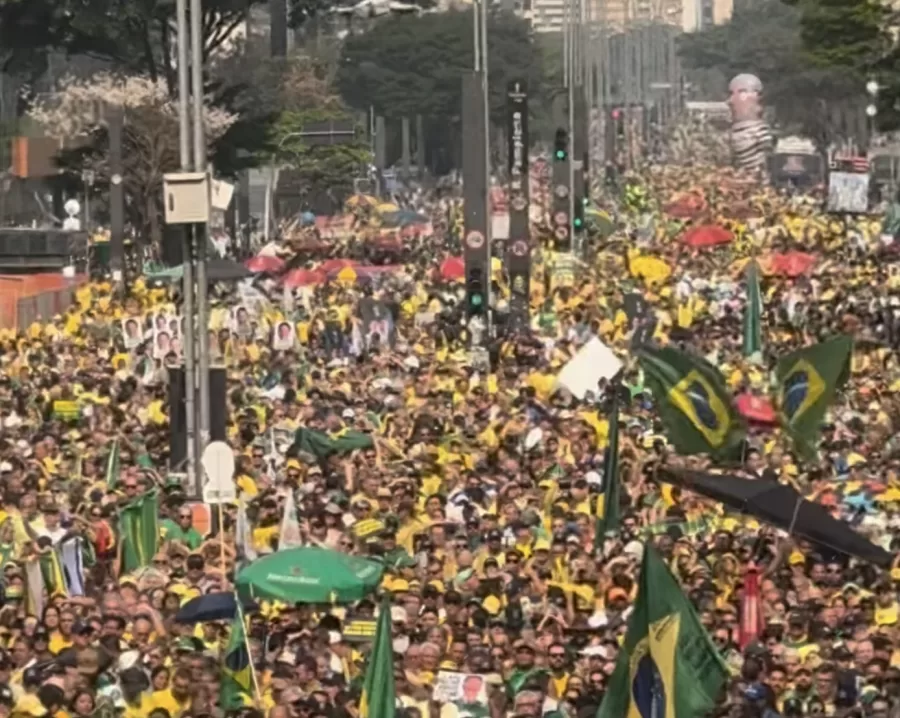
[[201, 441, 236, 504]]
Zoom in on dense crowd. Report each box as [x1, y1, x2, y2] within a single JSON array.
[[0, 159, 896, 718]]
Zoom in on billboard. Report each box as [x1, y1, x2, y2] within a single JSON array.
[[827, 171, 869, 214]]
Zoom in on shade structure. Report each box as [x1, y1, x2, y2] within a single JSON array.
[[282, 268, 325, 288], [235, 547, 384, 604], [681, 225, 734, 248], [245, 255, 285, 274], [439, 256, 465, 281], [658, 468, 892, 567], [761, 251, 816, 278], [174, 592, 258, 624], [734, 393, 777, 425]]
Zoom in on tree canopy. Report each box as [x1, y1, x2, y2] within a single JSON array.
[[335, 8, 548, 172], [678, 0, 889, 148]]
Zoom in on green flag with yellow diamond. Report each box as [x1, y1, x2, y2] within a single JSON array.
[[637, 346, 744, 459], [360, 597, 395, 718], [598, 544, 727, 718], [220, 601, 253, 710], [775, 335, 852, 457]]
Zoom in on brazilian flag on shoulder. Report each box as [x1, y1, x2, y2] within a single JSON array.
[[775, 335, 852, 457], [637, 346, 744, 459], [598, 545, 727, 718]]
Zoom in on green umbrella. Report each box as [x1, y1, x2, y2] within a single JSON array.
[[235, 547, 384, 604]]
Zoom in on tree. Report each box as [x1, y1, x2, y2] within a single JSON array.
[[30, 73, 236, 247], [0, 0, 266, 93], [678, 0, 885, 150], [272, 106, 371, 214], [335, 8, 547, 173]]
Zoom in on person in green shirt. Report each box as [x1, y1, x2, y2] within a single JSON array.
[[160, 506, 202, 550]]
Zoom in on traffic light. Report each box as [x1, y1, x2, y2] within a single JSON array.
[[466, 265, 486, 316], [554, 128, 568, 161], [573, 195, 585, 232]]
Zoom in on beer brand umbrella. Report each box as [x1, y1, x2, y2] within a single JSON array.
[[235, 547, 384, 604]]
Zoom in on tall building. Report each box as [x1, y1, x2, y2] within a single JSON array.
[[527, 0, 729, 33]]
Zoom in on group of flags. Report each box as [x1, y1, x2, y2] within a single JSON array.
[[636, 335, 852, 461]]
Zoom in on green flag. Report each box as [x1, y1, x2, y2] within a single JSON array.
[[118, 491, 159, 574], [637, 346, 744, 459], [595, 388, 621, 550], [291, 427, 374, 461], [774, 335, 853, 457], [743, 260, 763, 361], [104, 439, 120, 489], [360, 597, 396, 718], [220, 602, 253, 710], [598, 545, 727, 718]]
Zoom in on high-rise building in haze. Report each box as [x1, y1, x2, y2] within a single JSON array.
[[526, 0, 732, 33]]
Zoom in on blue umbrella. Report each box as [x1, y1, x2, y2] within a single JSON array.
[[174, 592, 258, 624]]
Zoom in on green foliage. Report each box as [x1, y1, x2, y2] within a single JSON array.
[[792, 0, 889, 71], [678, 0, 886, 148], [272, 107, 371, 205], [335, 8, 548, 171]]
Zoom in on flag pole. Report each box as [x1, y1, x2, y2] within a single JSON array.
[[236, 599, 263, 707]]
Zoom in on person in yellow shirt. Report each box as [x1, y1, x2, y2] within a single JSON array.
[[148, 668, 192, 718]]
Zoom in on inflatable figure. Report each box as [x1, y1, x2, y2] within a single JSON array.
[[728, 74, 773, 175]]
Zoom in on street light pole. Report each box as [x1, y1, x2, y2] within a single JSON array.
[[190, 0, 210, 491], [176, 0, 197, 491]]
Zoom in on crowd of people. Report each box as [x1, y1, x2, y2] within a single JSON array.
[[0, 152, 896, 718]]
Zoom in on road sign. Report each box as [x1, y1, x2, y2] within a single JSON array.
[[554, 226, 569, 240], [201, 441, 236, 504], [511, 239, 528, 256], [511, 195, 527, 211], [554, 211, 569, 226], [466, 230, 485, 249], [554, 184, 569, 199]]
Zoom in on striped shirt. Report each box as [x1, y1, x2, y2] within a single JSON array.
[[731, 119, 773, 172]]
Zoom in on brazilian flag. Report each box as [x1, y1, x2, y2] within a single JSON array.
[[220, 602, 253, 710], [595, 386, 621, 550], [598, 545, 727, 718], [360, 597, 395, 718], [743, 260, 763, 361], [637, 346, 744, 459], [775, 335, 852, 457], [118, 491, 159, 574]]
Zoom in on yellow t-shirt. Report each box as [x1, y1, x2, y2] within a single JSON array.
[[148, 689, 190, 718]]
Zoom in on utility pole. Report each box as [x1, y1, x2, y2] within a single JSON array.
[[175, 0, 197, 492], [462, 1, 490, 351], [191, 0, 211, 492]]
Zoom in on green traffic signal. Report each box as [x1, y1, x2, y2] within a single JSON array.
[[470, 294, 483, 307], [555, 150, 566, 160], [573, 217, 583, 228]]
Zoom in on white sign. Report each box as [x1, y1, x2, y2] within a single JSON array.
[[201, 441, 236, 503], [554, 336, 623, 400], [211, 179, 235, 211]]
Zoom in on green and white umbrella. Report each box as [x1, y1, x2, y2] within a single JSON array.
[[235, 547, 384, 604]]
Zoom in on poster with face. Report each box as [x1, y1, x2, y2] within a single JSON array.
[[358, 298, 395, 349], [272, 321, 296, 351], [122, 317, 144, 350], [231, 306, 253, 339], [153, 329, 173, 359]]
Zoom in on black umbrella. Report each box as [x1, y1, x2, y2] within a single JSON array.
[[174, 592, 258, 624], [657, 467, 893, 567]]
